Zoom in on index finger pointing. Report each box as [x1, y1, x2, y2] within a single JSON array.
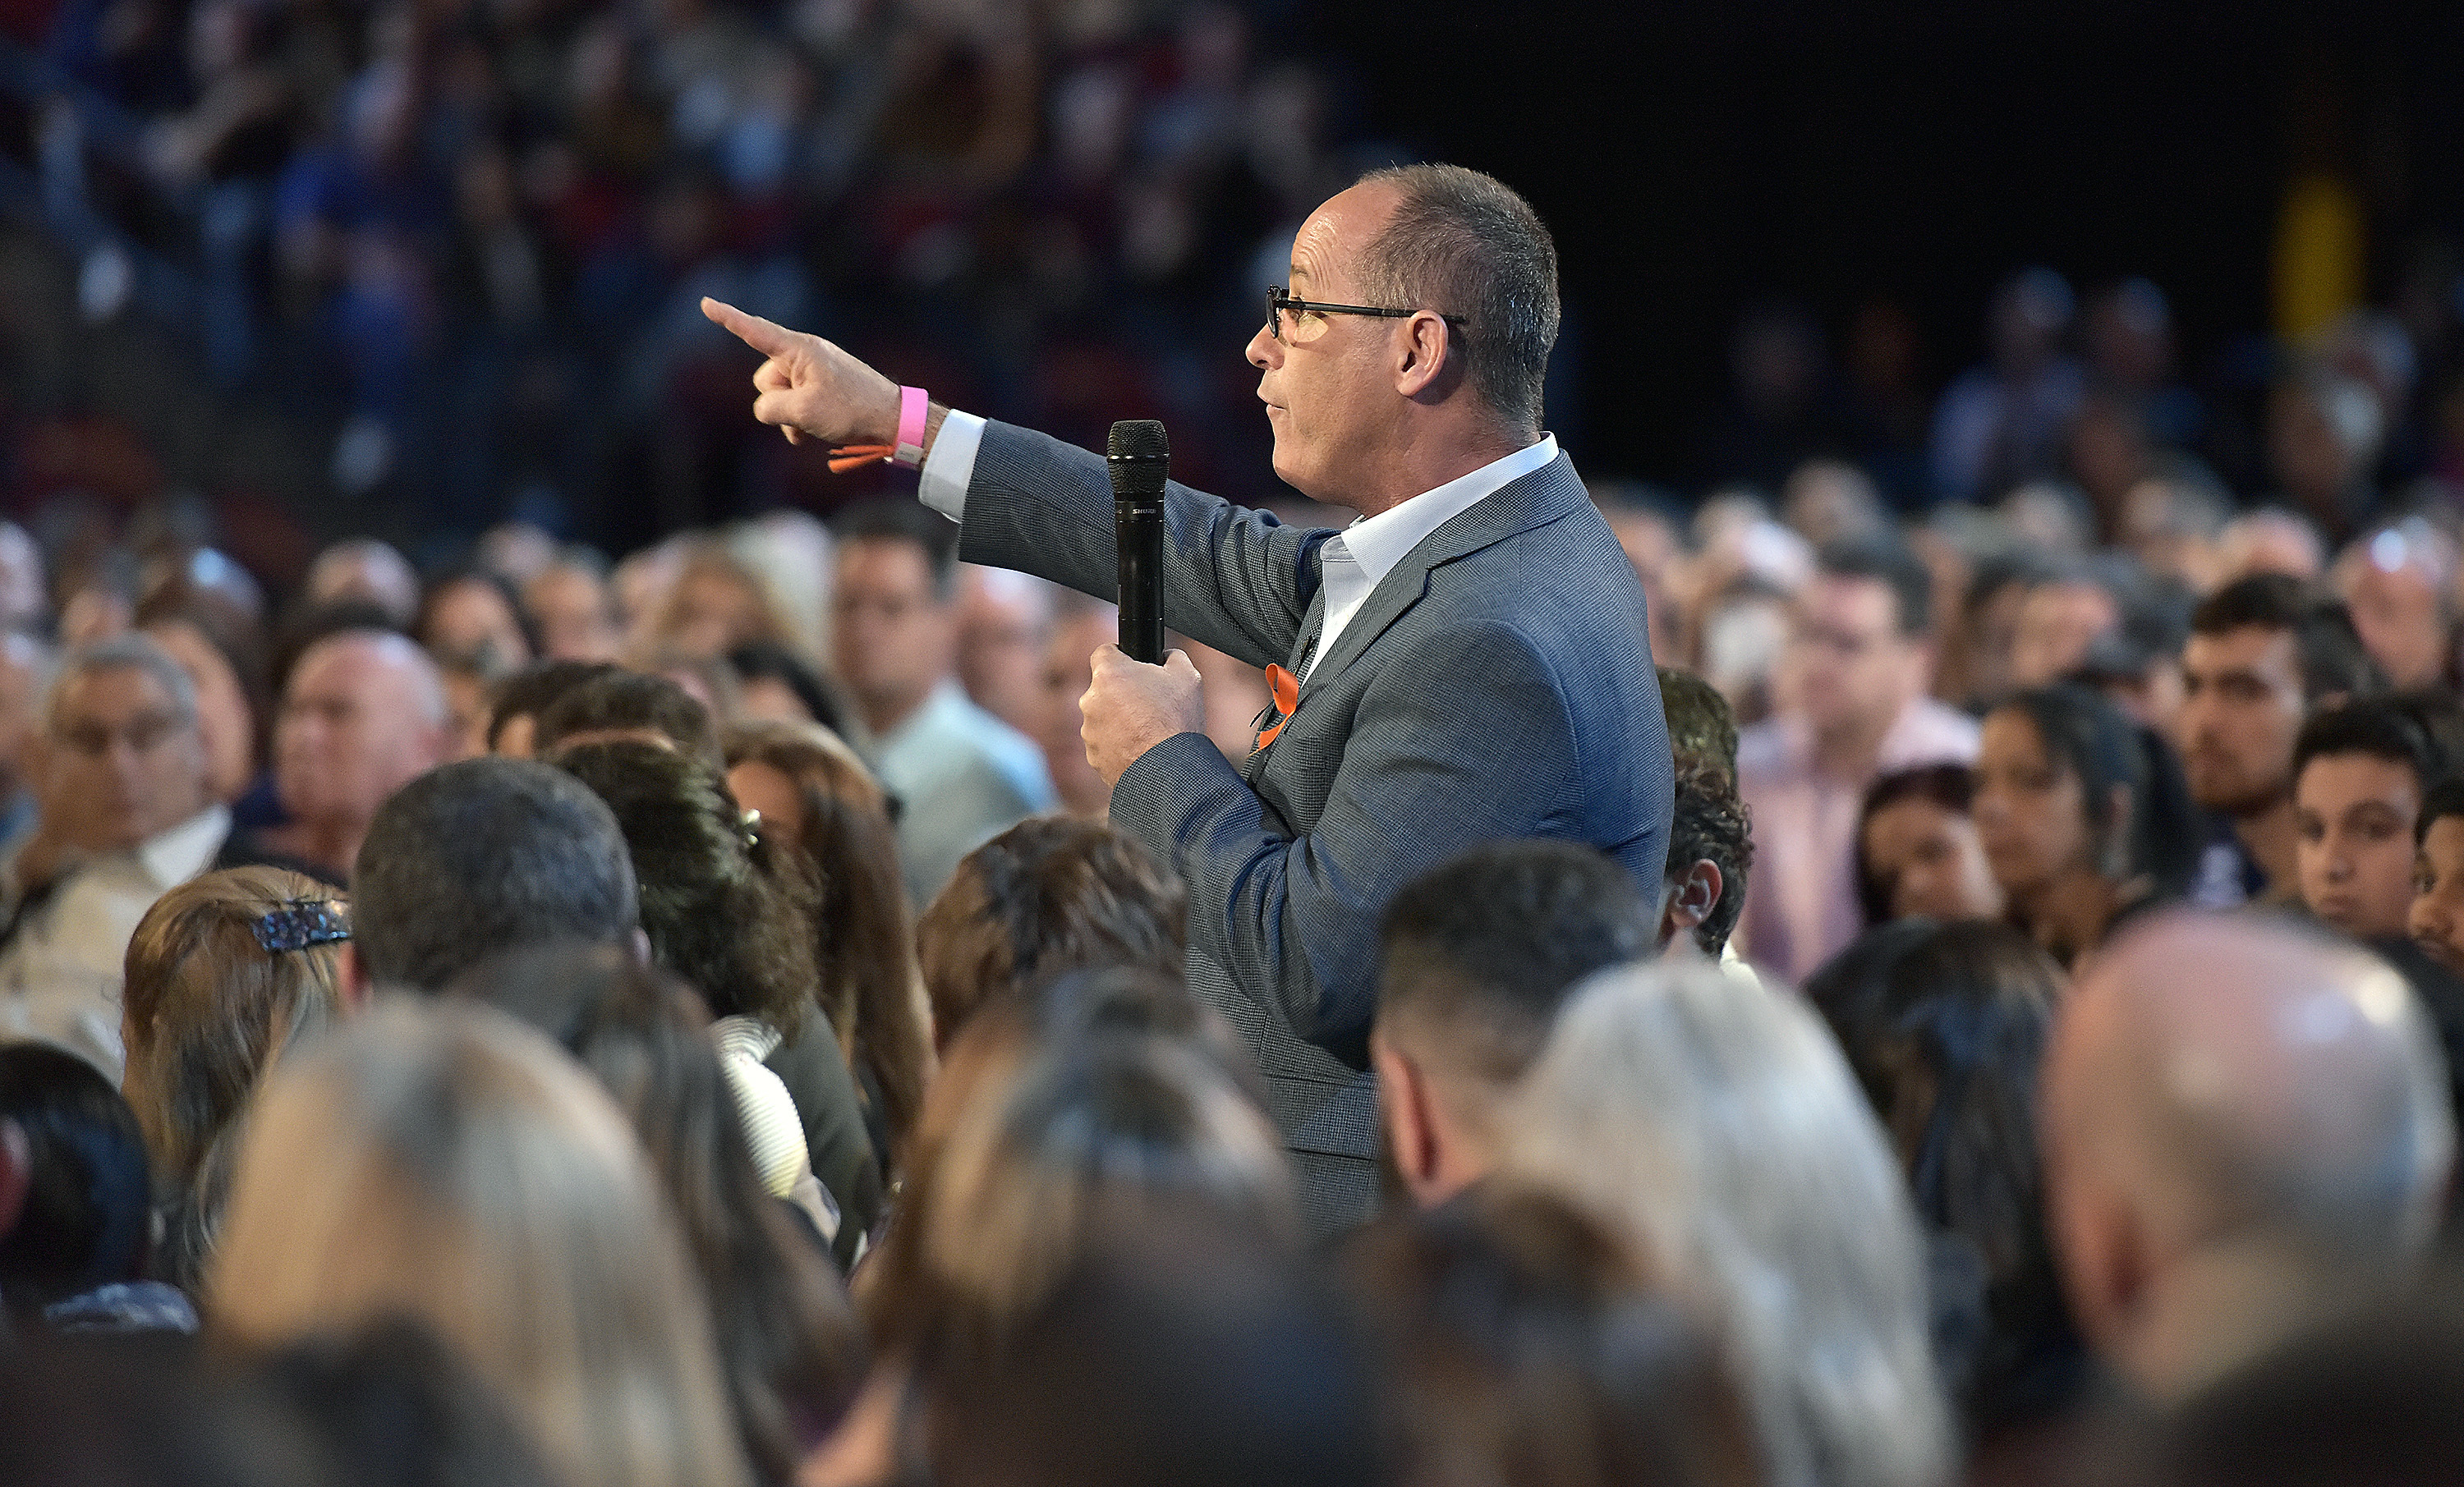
[[701, 297, 796, 357]]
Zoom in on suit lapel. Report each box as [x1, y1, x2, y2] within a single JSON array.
[[1296, 453, 1588, 702]]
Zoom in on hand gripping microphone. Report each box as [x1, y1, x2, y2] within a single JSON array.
[[1108, 420, 1169, 664]]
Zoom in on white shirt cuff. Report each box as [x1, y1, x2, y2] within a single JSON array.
[[917, 409, 988, 521]]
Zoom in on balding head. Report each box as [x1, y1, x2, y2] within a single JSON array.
[[2042, 910, 2453, 1399], [275, 630, 453, 865]]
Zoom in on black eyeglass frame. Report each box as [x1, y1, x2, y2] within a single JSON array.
[[1266, 286, 1466, 341]]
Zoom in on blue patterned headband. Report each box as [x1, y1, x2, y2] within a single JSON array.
[[254, 902, 351, 954]]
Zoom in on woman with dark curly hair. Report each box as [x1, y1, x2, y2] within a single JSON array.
[[551, 738, 882, 1265]]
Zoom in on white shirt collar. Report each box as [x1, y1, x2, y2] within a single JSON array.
[[1327, 434, 1558, 585], [136, 804, 231, 891]]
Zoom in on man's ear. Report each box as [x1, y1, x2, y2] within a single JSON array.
[[1660, 860, 1725, 954], [1393, 312, 1459, 402], [1372, 1028, 1442, 1207], [338, 942, 374, 1012]]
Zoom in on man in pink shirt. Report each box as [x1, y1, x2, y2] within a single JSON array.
[[1737, 539, 1979, 984]]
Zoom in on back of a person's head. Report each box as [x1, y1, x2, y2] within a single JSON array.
[[926, 1214, 1381, 1487], [534, 668, 724, 768], [352, 756, 641, 991], [917, 816, 1188, 1050], [1348, 1185, 1766, 1487], [488, 659, 623, 751], [209, 999, 751, 1487], [1506, 962, 1951, 1487], [871, 1033, 1297, 1371], [248, 1318, 566, 1487], [1665, 760, 1755, 957], [1659, 665, 1740, 780], [1379, 841, 1655, 1090], [120, 865, 347, 1290], [447, 943, 864, 1480], [0, 1044, 152, 1311], [550, 738, 819, 1039], [2190, 572, 2384, 703]]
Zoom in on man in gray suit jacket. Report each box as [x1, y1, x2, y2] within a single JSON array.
[[707, 163, 1672, 1230]]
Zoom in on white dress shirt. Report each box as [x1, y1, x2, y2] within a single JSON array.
[[919, 409, 1558, 679], [0, 804, 232, 1079]]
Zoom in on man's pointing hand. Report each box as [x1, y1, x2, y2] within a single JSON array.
[[701, 297, 903, 448]]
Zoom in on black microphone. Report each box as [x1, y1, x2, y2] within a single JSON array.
[[1108, 419, 1168, 665]]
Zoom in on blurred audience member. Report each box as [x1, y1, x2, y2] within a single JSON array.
[[2041, 912, 2452, 1401], [1, 637, 308, 1076], [1038, 594, 1118, 817], [2178, 576, 2384, 907], [263, 630, 453, 883], [1974, 684, 2200, 968], [725, 719, 934, 1168], [954, 565, 1055, 738], [2331, 517, 2455, 691], [552, 739, 880, 1263], [2007, 560, 2122, 690], [137, 598, 269, 809], [1739, 538, 1978, 982], [2268, 367, 2384, 544], [435, 654, 503, 764], [416, 569, 536, 673], [2411, 778, 2464, 980], [534, 666, 724, 767], [349, 757, 638, 996], [1372, 841, 1656, 1209], [2214, 507, 2328, 583], [1659, 663, 1741, 780], [2295, 697, 2457, 943], [119, 865, 346, 1292], [1781, 459, 1889, 549], [449, 945, 866, 1481], [833, 500, 1055, 909], [1855, 763, 2005, 927], [1938, 553, 2051, 711], [2118, 475, 2229, 594], [0, 632, 54, 853], [0, 1042, 193, 1333], [1507, 962, 1952, 1487], [1348, 1186, 1766, 1487], [1932, 268, 2085, 506], [729, 641, 844, 733], [1805, 920, 2082, 1439], [916, 815, 1186, 1054], [302, 539, 419, 629], [210, 1001, 754, 1487], [483, 659, 620, 757], [642, 541, 798, 665], [524, 553, 625, 663]]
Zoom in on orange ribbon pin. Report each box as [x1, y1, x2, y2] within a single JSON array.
[[1255, 663, 1299, 750]]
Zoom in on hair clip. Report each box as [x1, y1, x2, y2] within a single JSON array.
[[255, 902, 352, 954], [739, 808, 762, 851]]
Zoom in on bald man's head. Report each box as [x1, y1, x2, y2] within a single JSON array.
[[274, 630, 454, 838], [2043, 910, 2453, 1398]]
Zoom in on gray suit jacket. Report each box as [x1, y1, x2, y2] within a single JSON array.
[[958, 422, 1672, 1229]]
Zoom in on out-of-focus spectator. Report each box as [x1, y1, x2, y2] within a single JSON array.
[[2331, 517, 2455, 691], [1936, 552, 2053, 709], [137, 595, 270, 809], [1348, 1186, 1766, 1487], [2410, 778, 2464, 980], [416, 568, 536, 673], [118, 865, 344, 1292], [728, 640, 843, 732], [954, 565, 1055, 738], [2177, 576, 2384, 907], [434, 654, 500, 763], [484, 659, 622, 757], [641, 540, 800, 665], [1737, 538, 1978, 983], [1974, 684, 2200, 968], [1507, 962, 1952, 1487], [832, 500, 1055, 910], [2041, 912, 2453, 1402], [916, 815, 1186, 1056], [0, 637, 308, 1076], [1805, 920, 2081, 1441], [2293, 697, 2457, 944], [1932, 268, 2086, 505], [2084, 278, 2202, 451], [0, 1041, 194, 1334], [0, 523, 49, 633], [533, 666, 724, 768], [724, 718, 934, 1168], [2268, 366, 2385, 544], [523, 553, 626, 663], [1658, 664, 1741, 780], [2007, 559, 2123, 691], [1372, 841, 1655, 1209], [262, 629, 453, 883], [1781, 458, 1888, 549], [2119, 475, 2231, 594], [2215, 507, 2329, 583], [301, 539, 419, 629], [0, 632, 55, 854], [1855, 762, 2005, 927], [209, 1001, 755, 1487], [1037, 594, 1117, 817]]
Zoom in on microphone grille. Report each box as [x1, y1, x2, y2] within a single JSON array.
[[1107, 420, 1170, 461]]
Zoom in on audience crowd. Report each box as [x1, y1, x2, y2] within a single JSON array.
[[11, 30, 2464, 1480]]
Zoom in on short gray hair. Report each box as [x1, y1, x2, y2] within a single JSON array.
[[48, 634, 199, 734], [1505, 962, 1951, 1487], [1354, 163, 1561, 434]]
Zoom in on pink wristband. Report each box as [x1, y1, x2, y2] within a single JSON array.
[[893, 386, 928, 468]]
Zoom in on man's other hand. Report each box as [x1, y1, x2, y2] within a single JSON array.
[[701, 298, 902, 447], [1083, 645, 1205, 788]]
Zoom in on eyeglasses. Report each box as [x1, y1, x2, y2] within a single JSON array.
[[1265, 286, 1464, 345]]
